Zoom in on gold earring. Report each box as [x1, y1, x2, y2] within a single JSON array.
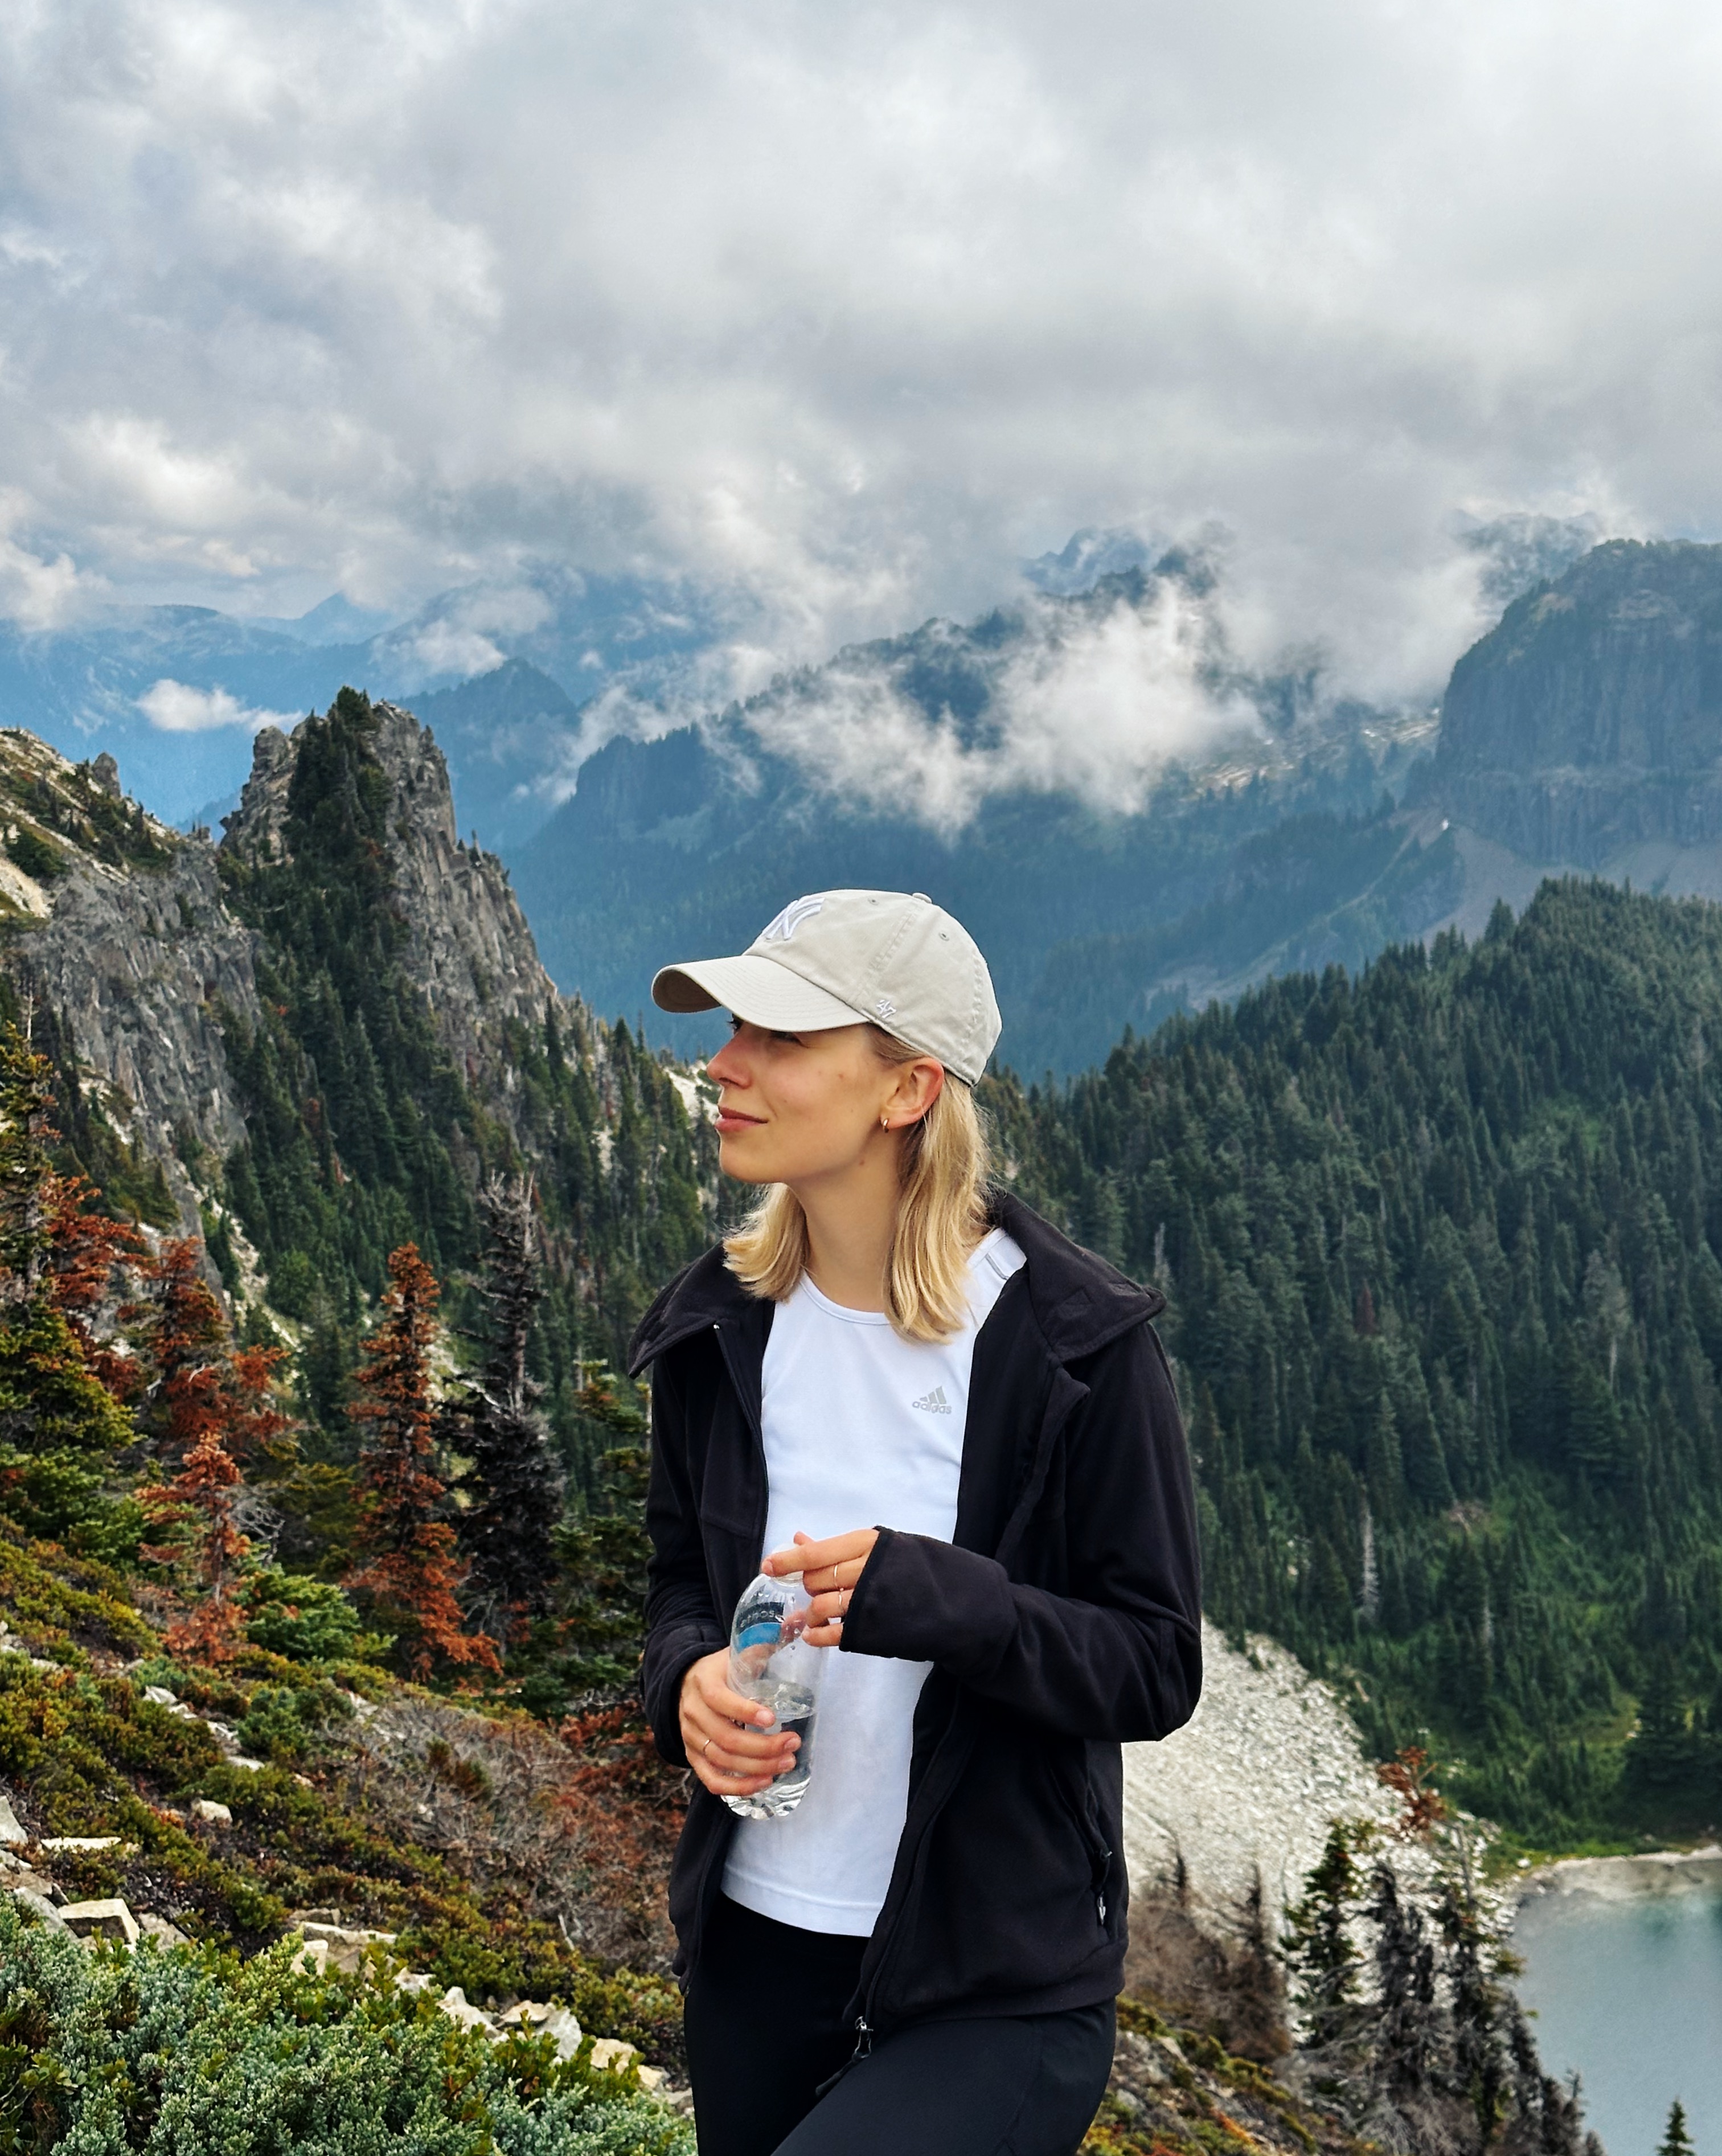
[[880, 1114, 889, 1129]]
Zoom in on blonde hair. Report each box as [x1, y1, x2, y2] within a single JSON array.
[[724, 1027, 992, 1343]]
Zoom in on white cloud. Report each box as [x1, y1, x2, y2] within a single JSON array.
[[138, 680, 298, 733], [1, 0, 1720, 710]]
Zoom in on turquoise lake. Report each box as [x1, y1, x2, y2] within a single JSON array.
[[1512, 1884, 1722, 2154]]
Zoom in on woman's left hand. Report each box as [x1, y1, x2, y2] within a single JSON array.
[[763, 1528, 879, 1646]]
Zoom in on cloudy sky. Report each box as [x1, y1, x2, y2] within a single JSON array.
[[5, 0, 1722, 706]]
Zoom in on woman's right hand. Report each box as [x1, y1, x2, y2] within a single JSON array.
[[679, 1649, 800, 1797]]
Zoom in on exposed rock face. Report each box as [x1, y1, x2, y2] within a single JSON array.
[[221, 701, 562, 1081], [0, 702, 570, 1231], [1434, 539, 1722, 863], [0, 732, 260, 1224]]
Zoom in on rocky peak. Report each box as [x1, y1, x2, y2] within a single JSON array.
[[222, 694, 563, 1076], [1434, 538, 1722, 862]]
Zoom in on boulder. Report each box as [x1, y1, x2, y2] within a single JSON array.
[[60, 1899, 140, 1946], [498, 2002, 583, 2060], [0, 1792, 25, 1845], [8, 1887, 66, 1930], [190, 1800, 232, 1825], [437, 1984, 497, 2035], [294, 1920, 397, 1974], [589, 2036, 638, 2073], [40, 1835, 130, 1854], [141, 1686, 178, 1707], [137, 1915, 189, 1947]]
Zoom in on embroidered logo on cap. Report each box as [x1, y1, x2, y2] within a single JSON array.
[[875, 997, 897, 1018], [760, 895, 825, 943]]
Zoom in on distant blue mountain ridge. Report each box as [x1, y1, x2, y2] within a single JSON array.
[[0, 563, 734, 830]]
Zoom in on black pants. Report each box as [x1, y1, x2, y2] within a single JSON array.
[[683, 1895, 1116, 2156]]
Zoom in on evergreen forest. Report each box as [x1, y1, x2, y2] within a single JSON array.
[[990, 879, 1722, 1847]]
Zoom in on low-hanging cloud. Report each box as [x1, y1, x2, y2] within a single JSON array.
[[0, 0, 1712, 717], [138, 681, 299, 735], [734, 579, 1264, 828]]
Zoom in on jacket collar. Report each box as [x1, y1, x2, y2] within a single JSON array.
[[627, 1190, 1163, 1378], [989, 1189, 1165, 1360]]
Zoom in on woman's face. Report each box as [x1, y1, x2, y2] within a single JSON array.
[[704, 1019, 941, 1187]]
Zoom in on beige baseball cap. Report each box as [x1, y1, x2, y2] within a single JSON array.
[[651, 890, 1002, 1086]]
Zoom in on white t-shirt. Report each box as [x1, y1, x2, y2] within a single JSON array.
[[722, 1227, 1027, 1935]]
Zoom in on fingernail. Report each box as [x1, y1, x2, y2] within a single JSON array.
[[755, 1710, 774, 1725]]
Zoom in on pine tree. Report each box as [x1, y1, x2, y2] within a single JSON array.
[[345, 1243, 498, 1680], [1658, 2100, 1696, 2156], [1282, 1821, 1371, 2047], [451, 1177, 564, 1640], [0, 1023, 136, 1548], [137, 1240, 290, 1661]]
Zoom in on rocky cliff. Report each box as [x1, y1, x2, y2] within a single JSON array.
[[221, 701, 563, 1095], [1433, 539, 1722, 863], [0, 732, 259, 1223], [0, 701, 571, 1235]]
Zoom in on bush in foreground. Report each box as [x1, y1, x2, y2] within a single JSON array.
[[0, 1894, 692, 2155]]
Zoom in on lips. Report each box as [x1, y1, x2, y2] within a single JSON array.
[[715, 1107, 765, 1133]]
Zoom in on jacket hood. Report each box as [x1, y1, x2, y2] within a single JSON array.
[[627, 1190, 1164, 1378]]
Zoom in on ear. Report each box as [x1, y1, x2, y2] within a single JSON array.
[[885, 1057, 946, 1127]]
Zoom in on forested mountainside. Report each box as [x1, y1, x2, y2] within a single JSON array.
[[0, 695, 715, 1616], [989, 879, 1722, 1848]]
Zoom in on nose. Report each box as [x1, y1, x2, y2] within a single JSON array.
[[707, 1028, 749, 1087]]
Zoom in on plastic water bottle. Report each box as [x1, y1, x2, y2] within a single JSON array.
[[722, 1572, 825, 1819]]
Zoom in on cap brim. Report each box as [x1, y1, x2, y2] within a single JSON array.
[[650, 954, 870, 1033]]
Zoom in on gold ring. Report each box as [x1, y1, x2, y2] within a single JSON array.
[[702, 1737, 712, 1758]]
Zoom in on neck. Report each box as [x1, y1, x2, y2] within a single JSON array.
[[790, 1142, 903, 1312]]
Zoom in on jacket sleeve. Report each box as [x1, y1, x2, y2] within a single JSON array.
[[641, 1351, 727, 1768], [838, 1319, 1203, 1743]]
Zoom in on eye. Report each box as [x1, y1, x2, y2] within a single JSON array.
[[769, 1030, 802, 1045]]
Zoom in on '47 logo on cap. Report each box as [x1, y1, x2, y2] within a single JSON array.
[[760, 896, 825, 943]]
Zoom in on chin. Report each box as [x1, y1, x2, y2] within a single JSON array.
[[718, 1134, 775, 1181]]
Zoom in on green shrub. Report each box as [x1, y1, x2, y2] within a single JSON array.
[[236, 1678, 352, 1764], [0, 1893, 693, 2154], [240, 1569, 367, 1662], [5, 823, 65, 882]]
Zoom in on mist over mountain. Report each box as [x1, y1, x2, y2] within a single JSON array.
[[509, 536, 1722, 1077], [510, 553, 1443, 1074]]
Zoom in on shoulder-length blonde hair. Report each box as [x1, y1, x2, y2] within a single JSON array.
[[723, 1027, 991, 1343]]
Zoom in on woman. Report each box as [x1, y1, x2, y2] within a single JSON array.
[[631, 888, 1202, 2156]]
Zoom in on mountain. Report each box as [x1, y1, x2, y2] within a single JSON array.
[[0, 698, 713, 1412], [511, 537, 1722, 1077], [1430, 538, 1722, 867], [0, 565, 739, 837], [509, 559, 1443, 1075]]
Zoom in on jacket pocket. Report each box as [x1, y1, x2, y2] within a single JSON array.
[[1053, 1752, 1114, 1921]]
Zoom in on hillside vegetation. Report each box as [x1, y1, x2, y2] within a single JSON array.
[[993, 879, 1722, 1846]]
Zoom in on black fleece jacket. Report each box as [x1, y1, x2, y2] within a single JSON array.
[[628, 1192, 1203, 2038]]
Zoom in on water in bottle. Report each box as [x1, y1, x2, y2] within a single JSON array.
[[723, 1572, 825, 1819]]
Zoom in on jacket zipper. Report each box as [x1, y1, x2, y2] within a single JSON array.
[[851, 1378, 1085, 2035]]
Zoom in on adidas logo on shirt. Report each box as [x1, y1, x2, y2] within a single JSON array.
[[911, 1386, 953, 1415]]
